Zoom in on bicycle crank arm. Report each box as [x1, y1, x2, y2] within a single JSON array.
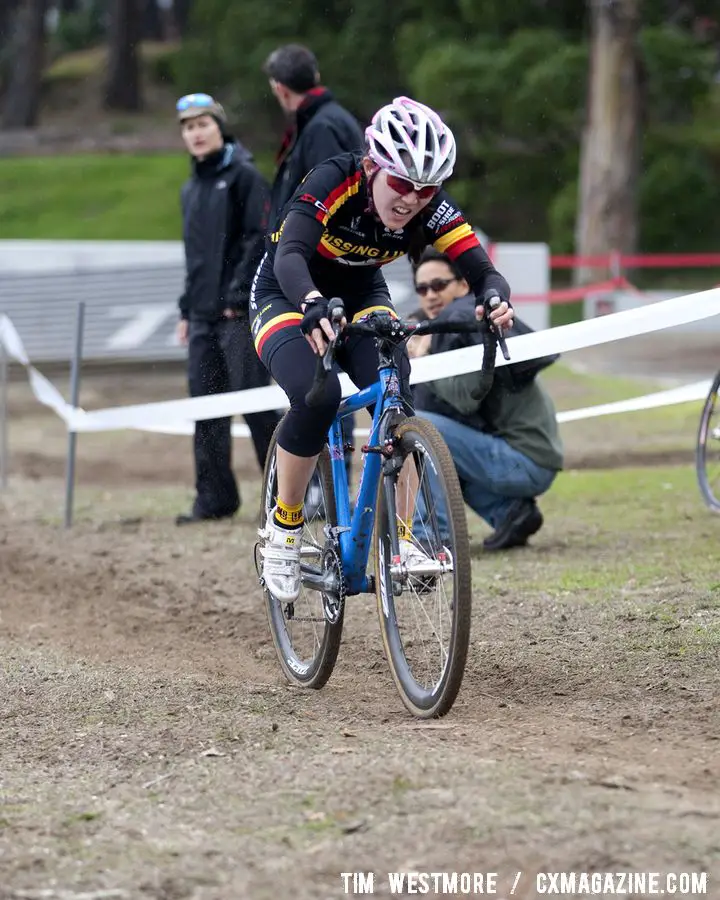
[[300, 563, 339, 594]]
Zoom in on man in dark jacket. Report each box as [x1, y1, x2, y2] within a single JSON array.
[[409, 248, 564, 550], [175, 92, 280, 525], [263, 45, 363, 508], [263, 44, 365, 228]]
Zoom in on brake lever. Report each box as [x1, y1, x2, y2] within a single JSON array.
[[483, 290, 511, 361], [321, 298, 346, 368]]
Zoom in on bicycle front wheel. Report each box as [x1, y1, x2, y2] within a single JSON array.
[[696, 369, 720, 512], [374, 415, 472, 718], [259, 423, 344, 689]]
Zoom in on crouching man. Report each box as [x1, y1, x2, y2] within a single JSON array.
[[409, 248, 564, 550]]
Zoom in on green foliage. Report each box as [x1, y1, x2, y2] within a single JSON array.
[[54, 1, 106, 54], [640, 26, 716, 124], [639, 144, 720, 252]]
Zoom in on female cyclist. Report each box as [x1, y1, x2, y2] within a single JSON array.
[[249, 96, 513, 602]]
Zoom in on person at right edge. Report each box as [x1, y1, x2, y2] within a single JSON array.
[[409, 247, 564, 550], [263, 43, 364, 511]]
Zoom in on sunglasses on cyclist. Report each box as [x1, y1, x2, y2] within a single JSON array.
[[415, 277, 458, 297], [385, 172, 441, 200], [176, 93, 215, 112]]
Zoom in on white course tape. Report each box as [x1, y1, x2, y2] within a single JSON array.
[[139, 379, 711, 438], [1, 286, 718, 435], [555, 379, 710, 423], [73, 286, 720, 431], [0, 314, 81, 425]]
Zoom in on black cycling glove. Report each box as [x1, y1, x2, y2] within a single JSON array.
[[300, 297, 330, 336]]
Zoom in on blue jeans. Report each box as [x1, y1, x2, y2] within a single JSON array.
[[415, 410, 557, 532]]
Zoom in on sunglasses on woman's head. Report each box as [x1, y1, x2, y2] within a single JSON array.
[[385, 172, 440, 200], [176, 93, 215, 112], [415, 277, 458, 297]]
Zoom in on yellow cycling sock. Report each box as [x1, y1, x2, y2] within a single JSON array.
[[274, 497, 304, 530], [397, 518, 412, 541]]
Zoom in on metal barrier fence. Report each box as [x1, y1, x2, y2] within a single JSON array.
[[0, 258, 419, 364]]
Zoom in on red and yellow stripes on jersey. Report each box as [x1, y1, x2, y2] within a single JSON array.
[[253, 311, 303, 357], [433, 222, 480, 260], [351, 305, 398, 323], [315, 171, 363, 226], [317, 235, 344, 259]]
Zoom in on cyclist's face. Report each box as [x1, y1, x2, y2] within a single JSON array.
[[369, 166, 437, 231], [181, 114, 224, 159], [414, 260, 468, 319]]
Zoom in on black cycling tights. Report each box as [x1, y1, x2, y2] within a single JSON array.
[[269, 329, 412, 458]]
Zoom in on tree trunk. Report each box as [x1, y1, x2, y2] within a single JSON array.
[[142, 0, 163, 41], [1, 0, 47, 128], [172, 0, 192, 36], [575, 0, 641, 285], [0, 0, 22, 50], [104, 0, 142, 111]]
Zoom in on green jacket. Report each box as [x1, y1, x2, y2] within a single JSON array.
[[413, 296, 564, 472]]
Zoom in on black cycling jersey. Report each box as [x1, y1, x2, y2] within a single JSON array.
[[264, 151, 510, 309]]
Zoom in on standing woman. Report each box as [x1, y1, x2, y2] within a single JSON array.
[[175, 93, 281, 525]]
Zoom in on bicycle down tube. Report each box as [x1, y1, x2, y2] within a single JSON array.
[[325, 364, 404, 596]]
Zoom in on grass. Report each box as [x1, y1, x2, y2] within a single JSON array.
[[0, 151, 277, 240], [0, 155, 188, 240], [468, 463, 720, 642]]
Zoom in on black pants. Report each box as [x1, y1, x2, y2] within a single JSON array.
[[188, 316, 281, 517]]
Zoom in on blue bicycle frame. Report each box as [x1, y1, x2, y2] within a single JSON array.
[[325, 364, 405, 596]]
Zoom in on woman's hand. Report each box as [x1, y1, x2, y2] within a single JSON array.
[[300, 298, 347, 355], [176, 319, 189, 346], [476, 299, 514, 330], [407, 333, 432, 359]]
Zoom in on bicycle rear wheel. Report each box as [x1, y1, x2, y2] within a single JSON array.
[[696, 369, 720, 512], [374, 415, 471, 718], [259, 423, 344, 688]]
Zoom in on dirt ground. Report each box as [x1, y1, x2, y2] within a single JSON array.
[[1, 352, 719, 899]]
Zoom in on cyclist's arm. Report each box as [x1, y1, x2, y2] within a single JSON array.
[[273, 210, 325, 307], [422, 191, 511, 303], [273, 158, 350, 307]]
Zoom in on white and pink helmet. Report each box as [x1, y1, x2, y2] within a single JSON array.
[[365, 96, 457, 186]]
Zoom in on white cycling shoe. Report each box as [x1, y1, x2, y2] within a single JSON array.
[[399, 539, 432, 571], [394, 539, 454, 579], [259, 511, 303, 602]]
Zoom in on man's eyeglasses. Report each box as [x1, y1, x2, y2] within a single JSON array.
[[415, 277, 458, 297], [385, 172, 440, 200], [176, 93, 215, 112]]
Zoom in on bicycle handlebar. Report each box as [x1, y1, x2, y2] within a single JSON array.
[[304, 294, 512, 407]]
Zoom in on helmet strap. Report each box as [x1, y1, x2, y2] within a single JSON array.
[[364, 165, 380, 215]]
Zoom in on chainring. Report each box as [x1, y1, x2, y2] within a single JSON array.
[[321, 544, 345, 625]]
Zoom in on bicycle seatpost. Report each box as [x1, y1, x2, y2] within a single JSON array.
[[481, 288, 511, 361]]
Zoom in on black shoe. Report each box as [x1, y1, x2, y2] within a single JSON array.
[[175, 510, 236, 526], [483, 499, 543, 551]]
